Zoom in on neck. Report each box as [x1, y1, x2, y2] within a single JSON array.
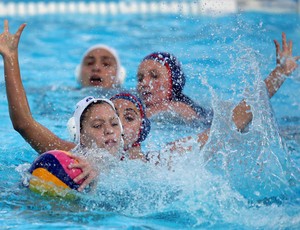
[[125, 143, 145, 161], [145, 100, 171, 117]]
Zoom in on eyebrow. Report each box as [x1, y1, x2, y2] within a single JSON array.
[[92, 116, 118, 123], [140, 68, 158, 73], [91, 118, 105, 123], [84, 56, 95, 61], [101, 56, 116, 63], [84, 56, 115, 61], [124, 108, 138, 115]]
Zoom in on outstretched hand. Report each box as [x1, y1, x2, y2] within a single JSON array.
[[0, 20, 26, 57], [68, 154, 98, 192], [274, 32, 300, 76]]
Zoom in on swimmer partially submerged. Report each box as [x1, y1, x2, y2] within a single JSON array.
[[76, 44, 126, 88], [137, 52, 213, 124], [68, 96, 124, 156], [111, 92, 151, 159]]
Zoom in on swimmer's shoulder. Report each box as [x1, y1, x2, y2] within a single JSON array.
[[170, 101, 199, 120]]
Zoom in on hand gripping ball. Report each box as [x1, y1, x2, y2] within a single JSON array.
[[28, 150, 83, 197]]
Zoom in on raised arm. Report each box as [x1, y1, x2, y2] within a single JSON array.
[[0, 20, 75, 154], [232, 32, 299, 131], [165, 32, 299, 154]]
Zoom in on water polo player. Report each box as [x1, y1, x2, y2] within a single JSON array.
[[137, 52, 213, 125], [111, 92, 151, 159], [76, 44, 126, 88]]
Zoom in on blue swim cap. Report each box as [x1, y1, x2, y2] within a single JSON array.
[[143, 52, 186, 100], [110, 92, 151, 145]]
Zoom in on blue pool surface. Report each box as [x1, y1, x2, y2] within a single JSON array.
[[0, 8, 300, 230]]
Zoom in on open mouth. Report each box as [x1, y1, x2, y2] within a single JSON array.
[[89, 75, 103, 85], [105, 139, 117, 147]]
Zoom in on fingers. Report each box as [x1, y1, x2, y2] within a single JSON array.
[[77, 178, 91, 192], [2, 20, 26, 38], [288, 40, 292, 54], [67, 153, 77, 159], [68, 154, 81, 161], [73, 169, 89, 183], [281, 32, 293, 55], [67, 156, 98, 192], [274, 39, 280, 54], [68, 162, 80, 169], [282, 32, 288, 50], [77, 181, 88, 192], [16, 23, 26, 37], [274, 39, 280, 63], [77, 171, 97, 192], [276, 32, 294, 60], [67, 155, 83, 168], [4, 20, 8, 33], [294, 56, 300, 61]]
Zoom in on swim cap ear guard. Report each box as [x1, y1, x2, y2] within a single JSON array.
[[67, 96, 123, 144], [118, 65, 126, 85], [110, 92, 151, 145], [67, 116, 76, 142], [138, 113, 151, 143], [75, 44, 126, 87]]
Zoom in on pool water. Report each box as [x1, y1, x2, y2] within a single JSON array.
[[0, 10, 300, 229]]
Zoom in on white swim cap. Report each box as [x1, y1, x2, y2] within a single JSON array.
[[75, 44, 126, 86], [67, 96, 123, 144]]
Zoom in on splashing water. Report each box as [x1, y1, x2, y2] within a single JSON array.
[[0, 12, 299, 229]]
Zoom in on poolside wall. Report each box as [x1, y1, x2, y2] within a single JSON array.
[[0, 0, 299, 16]]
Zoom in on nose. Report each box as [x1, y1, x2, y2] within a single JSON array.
[[92, 61, 102, 72], [139, 75, 152, 89], [104, 124, 114, 135]]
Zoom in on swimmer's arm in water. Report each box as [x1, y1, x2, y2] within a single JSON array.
[[232, 32, 299, 131], [169, 101, 198, 120], [145, 128, 210, 169], [0, 20, 76, 154], [163, 128, 211, 155], [152, 33, 299, 157]]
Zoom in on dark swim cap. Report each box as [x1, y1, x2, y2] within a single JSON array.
[[110, 92, 151, 145], [143, 52, 186, 100]]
